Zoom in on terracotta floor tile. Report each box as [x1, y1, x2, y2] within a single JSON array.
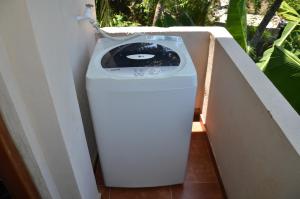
[[110, 186, 171, 199], [185, 160, 218, 183], [98, 186, 110, 199], [189, 134, 210, 154], [185, 134, 218, 183], [191, 132, 207, 139], [189, 142, 209, 157], [172, 183, 224, 199]]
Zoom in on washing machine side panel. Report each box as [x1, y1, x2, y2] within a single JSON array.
[[89, 85, 197, 187]]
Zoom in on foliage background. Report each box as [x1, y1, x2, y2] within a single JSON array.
[[95, 0, 300, 114], [95, 0, 220, 27]]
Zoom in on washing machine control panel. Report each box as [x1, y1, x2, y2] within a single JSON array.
[[134, 67, 161, 76], [101, 41, 183, 77], [104, 66, 179, 77]]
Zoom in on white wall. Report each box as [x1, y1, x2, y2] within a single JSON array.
[[0, 35, 56, 199], [57, 0, 98, 161], [0, 0, 98, 198], [205, 28, 300, 199]]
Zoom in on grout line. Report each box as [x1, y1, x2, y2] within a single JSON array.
[[185, 181, 219, 184], [169, 186, 173, 199]]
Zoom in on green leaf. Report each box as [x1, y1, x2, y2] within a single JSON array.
[[96, 0, 112, 27], [262, 46, 300, 114], [257, 22, 298, 70], [278, 1, 300, 22], [226, 0, 248, 52]]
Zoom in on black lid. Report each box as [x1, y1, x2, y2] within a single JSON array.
[[101, 42, 180, 68]]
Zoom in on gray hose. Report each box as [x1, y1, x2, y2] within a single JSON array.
[[89, 19, 144, 41]]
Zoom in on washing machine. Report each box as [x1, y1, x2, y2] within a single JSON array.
[[86, 35, 197, 187]]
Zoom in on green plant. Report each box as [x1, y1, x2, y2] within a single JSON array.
[[283, 26, 300, 58], [250, 0, 283, 50], [253, 0, 262, 13], [257, 22, 300, 114], [247, 26, 277, 61], [257, 22, 298, 70], [256, 1, 300, 114], [95, 0, 112, 27], [226, 0, 248, 52], [278, 1, 300, 58], [178, 0, 212, 25], [261, 45, 300, 114], [226, 0, 300, 114], [278, 1, 300, 22], [95, 0, 214, 27], [247, 0, 262, 14], [283, 0, 300, 11], [153, 0, 212, 27], [111, 14, 141, 27]]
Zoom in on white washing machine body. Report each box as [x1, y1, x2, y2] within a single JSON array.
[[86, 35, 197, 187]]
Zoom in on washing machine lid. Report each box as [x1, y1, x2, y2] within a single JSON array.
[[101, 42, 180, 68]]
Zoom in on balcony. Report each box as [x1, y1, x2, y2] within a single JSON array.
[[1, 6, 299, 197], [93, 26, 300, 199]]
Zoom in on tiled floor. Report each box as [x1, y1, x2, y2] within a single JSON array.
[[95, 132, 226, 199]]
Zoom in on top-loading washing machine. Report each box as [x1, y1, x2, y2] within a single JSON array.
[[86, 35, 197, 188]]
